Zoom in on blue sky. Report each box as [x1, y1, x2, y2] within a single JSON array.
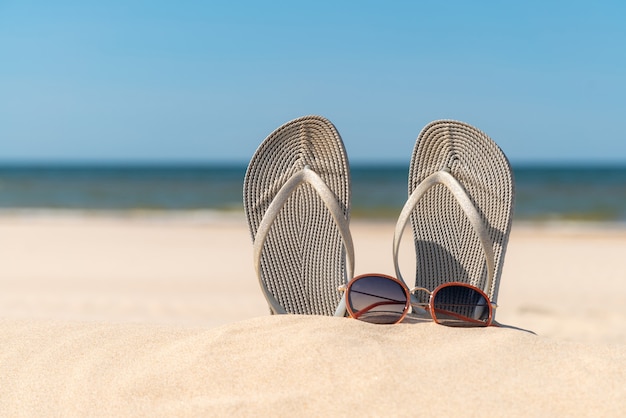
[[1, 1, 625, 165]]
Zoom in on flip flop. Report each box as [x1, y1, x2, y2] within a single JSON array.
[[244, 115, 354, 316], [393, 120, 514, 307]]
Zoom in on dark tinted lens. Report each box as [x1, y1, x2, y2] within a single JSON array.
[[431, 285, 490, 327], [347, 275, 408, 324]]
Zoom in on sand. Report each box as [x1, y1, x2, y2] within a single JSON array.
[[0, 213, 624, 416]]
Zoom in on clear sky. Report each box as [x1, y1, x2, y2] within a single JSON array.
[[1, 1, 625, 165]]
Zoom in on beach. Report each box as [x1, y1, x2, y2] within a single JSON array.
[[0, 213, 625, 416]]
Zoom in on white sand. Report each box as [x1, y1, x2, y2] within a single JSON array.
[[0, 214, 624, 416]]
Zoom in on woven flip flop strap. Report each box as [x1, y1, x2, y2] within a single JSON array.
[[252, 167, 355, 315], [409, 120, 514, 302], [394, 170, 495, 296], [244, 116, 351, 315]]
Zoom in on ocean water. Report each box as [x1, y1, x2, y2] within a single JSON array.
[[0, 164, 625, 222]]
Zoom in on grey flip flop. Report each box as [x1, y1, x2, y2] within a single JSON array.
[[394, 120, 514, 309], [244, 115, 354, 316]]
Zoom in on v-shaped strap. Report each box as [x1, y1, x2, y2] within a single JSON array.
[[392, 170, 495, 295], [253, 165, 354, 315]]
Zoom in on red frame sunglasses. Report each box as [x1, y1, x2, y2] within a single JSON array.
[[338, 273, 497, 326]]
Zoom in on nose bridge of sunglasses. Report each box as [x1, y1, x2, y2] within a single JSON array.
[[410, 286, 432, 296]]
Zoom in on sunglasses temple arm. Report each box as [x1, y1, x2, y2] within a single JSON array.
[[433, 308, 491, 325], [408, 293, 429, 313]]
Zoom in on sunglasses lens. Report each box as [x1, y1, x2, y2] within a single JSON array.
[[431, 285, 491, 327], [347, 275, 408, 324]]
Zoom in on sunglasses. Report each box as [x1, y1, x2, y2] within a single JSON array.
[[338, 274, 497, 326]]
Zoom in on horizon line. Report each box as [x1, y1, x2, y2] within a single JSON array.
[[1, 159, 626, 169]]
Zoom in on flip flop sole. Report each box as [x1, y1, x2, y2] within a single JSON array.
[[405, 120, 514, 303], [244, 116, 352, 315]]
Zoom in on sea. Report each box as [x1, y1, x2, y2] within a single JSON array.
[[1, 164, 625, 223]]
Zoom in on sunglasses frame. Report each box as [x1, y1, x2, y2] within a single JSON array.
[[339, 274, 496, 326], [411, 281, 496, 327], [339, 273, 411, 324]]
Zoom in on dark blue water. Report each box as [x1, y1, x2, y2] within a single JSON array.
[[0, 165, 244, 211], [512, 166, 626, 222], [0, 164, 625, 221]]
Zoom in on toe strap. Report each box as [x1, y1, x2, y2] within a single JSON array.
[[393, 170, 495, 295], [253, 166, 355, 315]]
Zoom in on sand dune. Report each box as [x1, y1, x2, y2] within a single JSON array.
[[0, 214, 624, 416]]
